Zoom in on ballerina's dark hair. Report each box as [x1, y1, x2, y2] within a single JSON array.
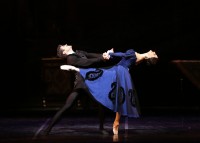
[[146, 57, 159, 66]]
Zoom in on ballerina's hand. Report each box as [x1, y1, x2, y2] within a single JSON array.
[[107, 48, 114, 54]]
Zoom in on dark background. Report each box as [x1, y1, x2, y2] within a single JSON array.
[[1, 0, 199, 114]]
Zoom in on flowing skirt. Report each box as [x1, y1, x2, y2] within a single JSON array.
[[80, 65, 140, 118]]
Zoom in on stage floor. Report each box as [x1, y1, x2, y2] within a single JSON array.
[[0, 112, 200, 143]]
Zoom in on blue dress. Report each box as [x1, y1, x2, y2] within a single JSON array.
[[79, 49, 140, 118]]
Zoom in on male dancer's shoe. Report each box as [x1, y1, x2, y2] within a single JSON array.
[[99, 128, 109, 135]]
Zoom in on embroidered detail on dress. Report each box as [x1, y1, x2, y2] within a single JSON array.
[[118, 87, 125, 105], [129, 89, 136, 107], [85, 69, 103, 81], [108, 82, 117, 103]]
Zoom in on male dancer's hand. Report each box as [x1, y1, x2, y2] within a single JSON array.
[[102, 52, 110, 60], [102, 48, 114, 60]]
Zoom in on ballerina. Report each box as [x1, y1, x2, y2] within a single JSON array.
[[61, 48, 158, 135]]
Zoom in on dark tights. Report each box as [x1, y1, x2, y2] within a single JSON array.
[[44, 90, 105, 134]]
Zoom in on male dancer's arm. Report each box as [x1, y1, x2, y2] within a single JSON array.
[[77, 50, 104, 59], [67, 52, 109, 68]]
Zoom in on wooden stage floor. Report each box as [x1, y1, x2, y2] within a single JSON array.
[[0, 110, 200, 143]]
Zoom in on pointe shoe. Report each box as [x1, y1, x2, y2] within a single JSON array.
[[113, 124, 119, 135]]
